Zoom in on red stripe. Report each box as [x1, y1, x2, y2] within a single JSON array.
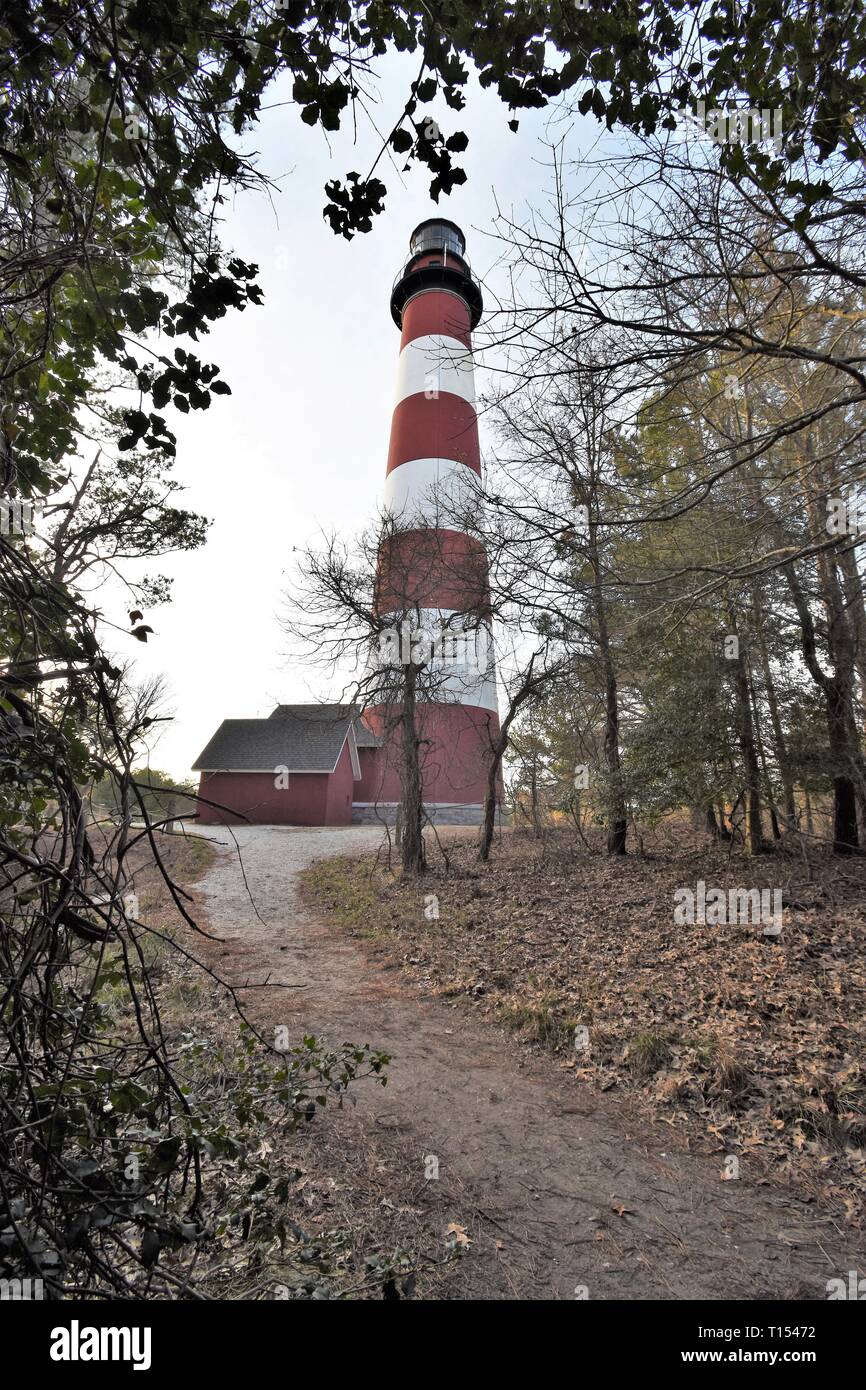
[[400, 290, 472, 349], [386, 393, 479, 475], [376, 529, 491, 614], [362, 702, 500, 803]]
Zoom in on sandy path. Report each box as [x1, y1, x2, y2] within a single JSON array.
[[191, 824, 862, 1300]]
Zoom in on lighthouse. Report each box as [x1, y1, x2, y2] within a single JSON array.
[[193, 220, 500, 830], [359, 218, 501, 825]]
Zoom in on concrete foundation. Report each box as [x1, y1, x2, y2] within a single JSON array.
[[351, 802, 485, 827]]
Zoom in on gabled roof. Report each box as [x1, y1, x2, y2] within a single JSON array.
[[268, 704, 381, 748], [193, 704, 370, 774]]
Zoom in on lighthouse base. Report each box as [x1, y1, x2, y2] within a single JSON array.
[[351, 801, 485, 827]]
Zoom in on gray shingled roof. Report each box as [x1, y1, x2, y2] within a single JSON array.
[[192, 704, 379, 772], [268, 704, 381, 747], [193, 709, 347, 773]]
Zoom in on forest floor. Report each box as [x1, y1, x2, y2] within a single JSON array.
[[305, 826, 866, 1229], [154, 819, 866, 1300]]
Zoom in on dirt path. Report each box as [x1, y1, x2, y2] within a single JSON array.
[[192, 824, 861, 1300]]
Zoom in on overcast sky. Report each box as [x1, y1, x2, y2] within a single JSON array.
[[105, 51, 603, 780]]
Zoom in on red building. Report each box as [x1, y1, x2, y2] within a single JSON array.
[[193, 220, 499, 828], [193, 705, 377, 827]]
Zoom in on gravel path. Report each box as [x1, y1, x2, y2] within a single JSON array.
[[191, 823, 862, 1300]]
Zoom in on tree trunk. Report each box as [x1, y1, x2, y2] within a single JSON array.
[[830, 683, 860, 854], [529, 754, 542, 837], [726, 410, 764, 854], [399, 663, 425, 874], [784, 560, 859, 854], [752, 585, 797, 828], [479, 698, 525, 862], [589, 521, 626, 854], [479, 753, 500, 863], [717, 802, 732, 839], [479, 658, 548, 861], [479, 730, 506, 862], [837, 541, 866, 721], [843, 696, 866, 844], [817, 523, 866, 845], [724, 601, 764, 854], [748, 666, 781, 839], [604, 659, 627, 855]]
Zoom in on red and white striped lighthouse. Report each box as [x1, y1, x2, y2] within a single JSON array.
[[360, 219, 500, 825]]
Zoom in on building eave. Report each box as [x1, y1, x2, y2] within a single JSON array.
[[197, 767, 337, 775]]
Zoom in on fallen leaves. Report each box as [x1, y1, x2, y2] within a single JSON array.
[[304, 826, 866, 1224], [444, 1222, 472, 1249], [611, 1202, 633, 1218]]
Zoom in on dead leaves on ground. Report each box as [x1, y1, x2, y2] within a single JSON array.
[[444, 1222, 472, 1249], [305, 829, 866, 1225]]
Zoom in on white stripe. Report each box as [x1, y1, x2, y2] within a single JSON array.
[[372, 609, 499, 714], [384, 456, 480, 529], [394, 334, 476, 407]]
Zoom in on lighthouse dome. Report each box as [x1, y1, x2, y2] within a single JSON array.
[[409, 218, 466, 260]]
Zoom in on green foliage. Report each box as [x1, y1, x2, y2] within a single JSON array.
[[623, 641, 738, 823], [4, 0, 864, 497], [0, 938, 389, 1296]]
